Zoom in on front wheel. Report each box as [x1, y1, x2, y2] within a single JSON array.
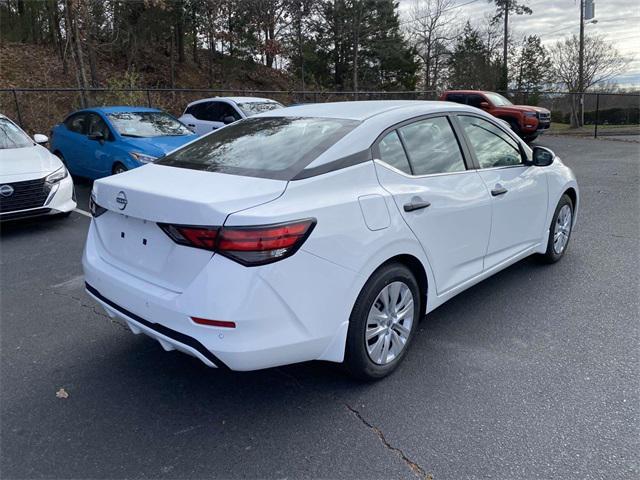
[[540, 194, 574, 263], [344, 263, 421, 380]]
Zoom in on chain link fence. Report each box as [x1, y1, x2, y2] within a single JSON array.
[[1, 88, 638, 140]]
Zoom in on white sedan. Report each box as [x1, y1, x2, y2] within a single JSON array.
[[84, 101, 578, 379], [178, 96, 283, 136], [0, 114, 76, 221]]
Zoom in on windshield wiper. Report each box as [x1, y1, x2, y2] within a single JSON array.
[[120, 133, 146, 138]]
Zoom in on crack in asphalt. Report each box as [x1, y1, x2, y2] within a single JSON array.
[[50, 288, 130, 332], [345, 404, 433, 480]]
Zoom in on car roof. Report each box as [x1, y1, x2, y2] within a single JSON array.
[[443, 90, 493, 95], [252, 100, 495, 176], [254, 100, 467, 121], [77, 106, 162, 114], [187, 97, 279, 107]]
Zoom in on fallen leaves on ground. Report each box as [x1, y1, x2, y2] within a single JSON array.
[[56, 388, 69, 399]]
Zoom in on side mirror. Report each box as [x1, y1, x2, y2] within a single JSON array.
[[222, 116, 236, 125], [479, 101, 490, 109], [531, 146, 555, 166], [88, 131, 105, 142], [33, 134, 48, 144]]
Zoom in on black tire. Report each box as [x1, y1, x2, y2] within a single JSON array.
[[112, 162, 127, 175], [58, 211, 72, 218], [539, 194, 574, 263], [523, 133, 539, 143], [344, 262, 422, 380]]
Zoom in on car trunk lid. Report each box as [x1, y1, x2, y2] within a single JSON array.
[[91, 164, 287, 292]]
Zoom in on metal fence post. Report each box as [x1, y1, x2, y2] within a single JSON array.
[[12, 89, 24, 127], [594, 93, 600, 139], [146, 89, 152, 107]]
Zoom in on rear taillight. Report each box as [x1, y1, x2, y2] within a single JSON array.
[[158, 219, 316, 266], [89, 193, 107, 217]]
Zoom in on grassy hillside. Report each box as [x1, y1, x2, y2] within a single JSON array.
[[0, 42, 294, 133]]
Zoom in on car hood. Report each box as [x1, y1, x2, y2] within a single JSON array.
[[502, 105, 550, 114], [121, 134, 197, 158], [0, 144, 63, 182]]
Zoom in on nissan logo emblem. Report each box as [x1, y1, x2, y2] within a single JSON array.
[[116, 191, 128, 210], [0, 185, 14, 197]]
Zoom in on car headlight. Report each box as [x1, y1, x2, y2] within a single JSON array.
[[129, 152, 158, 164], [524, 112, 538, 118], [45, 165, 68, 184]]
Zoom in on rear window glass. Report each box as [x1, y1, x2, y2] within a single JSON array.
[[157, 117, 359, 180]]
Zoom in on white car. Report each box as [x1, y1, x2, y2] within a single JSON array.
[[84, 101, 578, 379], [178, 96, 283, 136], [0, 114, 76, 221]]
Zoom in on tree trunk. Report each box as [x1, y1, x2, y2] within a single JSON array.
[[170, 28, 176, 89], [265, 24, 275, 68], [71, 4, 89, 92], [192, 6, 198, 65], [176, 1, 185, 63], [63, 0, 86, 107], [352, 2, 363, 96], [502, 2, 509, 91], [208, 31, 215, 87]]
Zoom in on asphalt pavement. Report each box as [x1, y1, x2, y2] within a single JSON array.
[[1, 136, 638, 479]]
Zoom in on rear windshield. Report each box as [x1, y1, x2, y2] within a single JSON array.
[[157, 117, 359, 180], [108, 112, 192, 138]]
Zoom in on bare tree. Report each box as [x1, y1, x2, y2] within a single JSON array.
[[549, 34, 628, 127], [487, 0, 532, 91], [405, 0, 456, 91]]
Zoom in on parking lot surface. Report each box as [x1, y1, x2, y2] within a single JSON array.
[[1, 136, 638, 479]]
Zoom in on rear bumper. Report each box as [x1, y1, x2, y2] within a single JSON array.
[[82, 220, 362, 371], [86, 283, 227, 368]]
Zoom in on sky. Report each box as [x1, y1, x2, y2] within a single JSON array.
[[398, 0, 640, 87]]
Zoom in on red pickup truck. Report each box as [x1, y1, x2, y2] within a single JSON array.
[[440, 90, 551, 142]]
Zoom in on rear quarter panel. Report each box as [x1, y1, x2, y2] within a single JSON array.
[[224, 161, 437, 361]]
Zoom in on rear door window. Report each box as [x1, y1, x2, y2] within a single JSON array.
[[158, 117, 359, 180], [466, 94, 486, 108], [445, 94, 466, 104], [398, 116, 466, 175], [378, 131, 412, 174]]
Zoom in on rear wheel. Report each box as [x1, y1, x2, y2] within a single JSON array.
[[540, 194, 574, 263], [344, 263, 421, 380], [112, 162, 127, 175]]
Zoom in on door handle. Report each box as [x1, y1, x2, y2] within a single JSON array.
[[403, 200, 431, 212], [491, 185, 508, 196]]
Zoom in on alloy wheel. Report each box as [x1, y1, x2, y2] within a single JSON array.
[[553, 204, 572, 254]]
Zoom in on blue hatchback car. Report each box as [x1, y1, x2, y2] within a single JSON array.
[[50, 106, 197, 179]]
